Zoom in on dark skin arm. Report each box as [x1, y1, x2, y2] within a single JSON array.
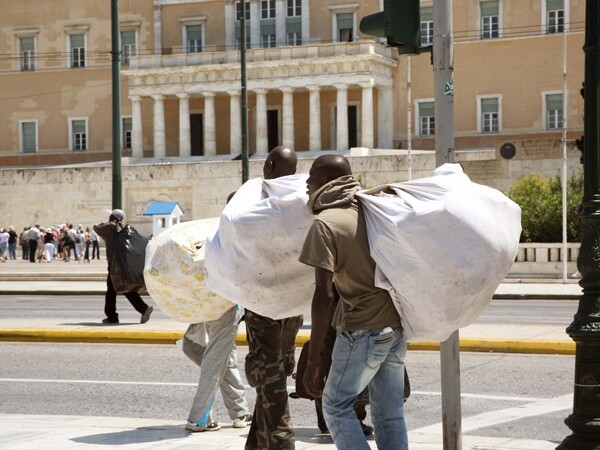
[[303, 266, 336, 399]]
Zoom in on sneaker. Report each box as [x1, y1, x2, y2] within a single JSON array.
[[361, 421, 374, 436], [232, 414, 252, 428], [102, 317, 119, 324], [185, 421, 221, 432], [141, 306, 153, 324]]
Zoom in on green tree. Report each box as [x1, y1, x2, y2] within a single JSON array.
[[507, 171, 583, 243]]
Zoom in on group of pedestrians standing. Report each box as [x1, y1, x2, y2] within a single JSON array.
[[0, 223, 101, 263]]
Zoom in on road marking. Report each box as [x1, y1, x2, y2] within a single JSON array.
[[411, 394, 572, 434], [0, 378, 559, 404]]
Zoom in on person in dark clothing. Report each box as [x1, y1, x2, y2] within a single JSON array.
[[94, 209, 153, 324]]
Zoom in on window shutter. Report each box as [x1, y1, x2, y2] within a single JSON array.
[[286, 17, 301, 34], [21, 37, 34, 51], [22, 123, 36, 152], [419, 102, 435, 117], [187, 25, 202, 42], [72, 120, 86, 134], [261, 21, 276, 36], [547, 0, 564, 11], [70, 34, 85, 48], [547, 93, 563, 111], [121, 30, 135, 45], [421, 7, 433, 22], [481, 98, 498, 113], [480, 1, 499, 17], [337, 13, 354, 30]]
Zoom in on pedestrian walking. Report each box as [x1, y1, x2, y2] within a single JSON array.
[[299, 155, 407, 450], [94, 209, 153, 324], [27, 225, 40, 263], [7, 226, 18, 260]]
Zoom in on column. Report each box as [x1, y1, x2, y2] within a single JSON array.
[[204, 92, 216, 156], [177, 93, 191, 157], [378, 86, 393, 149], [335, 84, 348, 151], [281, 87, 294, 150], [250, 1, 260, 47], [153, 5, 162, 55], [360, 81, 375, 149], [229, 90, 241, 154], [224, 2, 235, 50], [307, 86, 321, 151], [130, 96, 143, 158], [152, 95, 166, 158], [255, 89, 268, 154]]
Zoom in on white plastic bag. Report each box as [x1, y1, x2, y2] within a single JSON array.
[[205, 174, 314, 319], [144, 218, 235, 323], [356, 164, 521, 342]]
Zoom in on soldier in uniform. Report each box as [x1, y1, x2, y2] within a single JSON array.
[[244, 147, 303, 450]]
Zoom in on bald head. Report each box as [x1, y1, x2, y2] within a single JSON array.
[[263, 146, 297, 180], [307, 155, 353, 196]]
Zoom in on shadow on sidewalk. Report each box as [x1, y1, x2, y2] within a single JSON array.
[[61, 322, 148, 327], [72, 424, 189, 445]]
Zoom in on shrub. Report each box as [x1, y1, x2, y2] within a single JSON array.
[[507, 171, 583, 243]]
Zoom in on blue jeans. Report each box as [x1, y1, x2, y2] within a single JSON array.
[[323, 327, 407, 450]]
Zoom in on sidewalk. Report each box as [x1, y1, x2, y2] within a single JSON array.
[[0, 414, 558, 449]]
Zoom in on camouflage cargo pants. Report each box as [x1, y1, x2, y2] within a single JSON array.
[[244, 310, 303, 450]]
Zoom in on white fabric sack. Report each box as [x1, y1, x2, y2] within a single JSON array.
[[205, 174, 314, 319], [356, 164, 521, 342], [144, 218, 235, 323]]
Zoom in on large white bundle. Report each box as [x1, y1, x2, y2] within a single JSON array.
[[356, 164, 521, 342], [144, 218, 235, 323], [205, 174, 314, 319]]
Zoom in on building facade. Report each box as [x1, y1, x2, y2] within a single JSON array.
[[0, 0, 585, 167]]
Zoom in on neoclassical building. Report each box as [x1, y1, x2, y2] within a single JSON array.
[[0, 0, 585, 167]]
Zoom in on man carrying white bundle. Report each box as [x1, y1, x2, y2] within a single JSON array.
[[299, 155, 407, 450], [244, 146, 303, 450]]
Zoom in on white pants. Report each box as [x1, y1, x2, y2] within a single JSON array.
[[44, 243, 54, 262], [183, 305, 249, 426]]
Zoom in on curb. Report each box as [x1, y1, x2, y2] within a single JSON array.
[[0, 329, 575, 354]]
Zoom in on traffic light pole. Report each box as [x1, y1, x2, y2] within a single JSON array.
[[433, 2, 461, 449], [558, 1, 600, 448]]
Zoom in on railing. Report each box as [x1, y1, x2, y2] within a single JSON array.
[[510, 243, 580, 278]]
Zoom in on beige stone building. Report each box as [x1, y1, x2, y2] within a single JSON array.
[[0, 0, 585, 167]]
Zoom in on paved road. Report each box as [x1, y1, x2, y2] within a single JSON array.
[[0, 342, 574, 445]]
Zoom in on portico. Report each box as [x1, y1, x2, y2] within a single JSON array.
[[124, 41, 398, 157]]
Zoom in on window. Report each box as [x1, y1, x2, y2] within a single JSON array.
[[20, 121, 37, 153], [261, 33, 276, 48], [287, 0, 301, 17], [121, 30, 136, 65], [337, 13, 354, 42], [70, 34, 85, 68], [186, 25, 203, 53], [480, 97, 500, 133], [236, 2, 251, 21], [418, 102, 435, 136], [287, 31, 302, 45], [122, 117, 132, 149], [420, 7, 433, 45], [261, 0, 275, 19], [20, 37, 35, 71], [547, 0, 564, 34], [481, 1, 499, 39], [546, 93, 564, 129], [70, 119, 87, 150]]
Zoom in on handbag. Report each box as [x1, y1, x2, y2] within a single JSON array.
[[109, 224, 148, 294]]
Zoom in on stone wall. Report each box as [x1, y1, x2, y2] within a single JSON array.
[[0, 142, 582, 237]]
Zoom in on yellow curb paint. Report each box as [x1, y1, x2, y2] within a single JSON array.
[[0, 329, 575, 354]]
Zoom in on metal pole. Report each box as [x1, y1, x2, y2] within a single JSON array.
[[561, 22, 568, 282], [558, 1, 600, 448], [433, 1, 461, 449], [111, 0, 122, 209], [407, 56, 412, 180], [240, 0, 249, 184]]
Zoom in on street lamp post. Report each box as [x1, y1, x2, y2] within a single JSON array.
[[111, 0, 122, 209], [240, 0, 249, 184], [558, 1, 600, 448]]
